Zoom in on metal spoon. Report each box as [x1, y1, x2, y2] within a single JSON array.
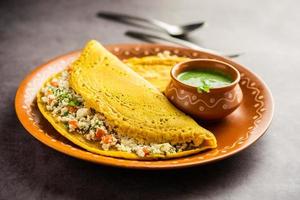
[[125, 30, 243, 58], [97, 11, 205, 37]]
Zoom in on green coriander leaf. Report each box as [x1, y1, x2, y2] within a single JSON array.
[[68, 100, 79, 106], [196, 80, 211, 93], [62, 111, 69, 116]]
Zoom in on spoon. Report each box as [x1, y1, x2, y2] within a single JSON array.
[[97, 11, 205, 37]]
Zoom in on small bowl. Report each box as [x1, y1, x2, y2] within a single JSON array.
[[165, 59, 243, 120]]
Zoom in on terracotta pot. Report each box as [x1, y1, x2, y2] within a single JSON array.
[[165, 59, 243, 120]]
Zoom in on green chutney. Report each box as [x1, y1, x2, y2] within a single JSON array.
[[177, 70, 233, 92]]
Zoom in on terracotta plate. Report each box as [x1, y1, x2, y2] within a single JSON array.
[[15, 44, 274, 169]]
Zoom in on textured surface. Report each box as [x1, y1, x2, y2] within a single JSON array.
[[0, 0, 299, 199], [69, 40, 216, 147]]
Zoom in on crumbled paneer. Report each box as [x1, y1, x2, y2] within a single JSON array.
[[40, 69, 191, 157]]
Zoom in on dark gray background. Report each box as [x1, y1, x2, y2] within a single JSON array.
[[0, 0, 299, 199]]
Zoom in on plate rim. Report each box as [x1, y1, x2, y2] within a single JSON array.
[[15, 43, 274, 169]]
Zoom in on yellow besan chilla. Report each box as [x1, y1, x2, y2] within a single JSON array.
[[37, 40, 217, 160]]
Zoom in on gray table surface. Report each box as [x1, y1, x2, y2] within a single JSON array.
[[1, 0, 299, 199]]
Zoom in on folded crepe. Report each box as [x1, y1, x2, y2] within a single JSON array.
[[124, 54, 189, 91], [37, 40, 217, 160]]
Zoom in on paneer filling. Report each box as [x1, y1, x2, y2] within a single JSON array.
[[40, 69, 195, 157]]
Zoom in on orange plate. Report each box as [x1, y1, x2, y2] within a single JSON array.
[[15, 44, 274, 169]]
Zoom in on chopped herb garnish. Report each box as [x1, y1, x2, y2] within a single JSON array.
[[68, 100, 80, 106], [59, 93, 69, 99], [62, 111, 69, 116], [63, 123, 69, 129], [197, 80, 210, 93]]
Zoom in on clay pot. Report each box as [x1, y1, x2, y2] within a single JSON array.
[[165, 59, 243, 120]]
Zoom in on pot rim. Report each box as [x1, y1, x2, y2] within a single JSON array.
[[170, 59, 241, 93]]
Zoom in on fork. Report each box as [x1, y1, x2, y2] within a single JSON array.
[[125, 30, 243, 58], [97, 11, 205, 37]]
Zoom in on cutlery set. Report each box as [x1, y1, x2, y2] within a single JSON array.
[[97, 11, 242, 58]]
